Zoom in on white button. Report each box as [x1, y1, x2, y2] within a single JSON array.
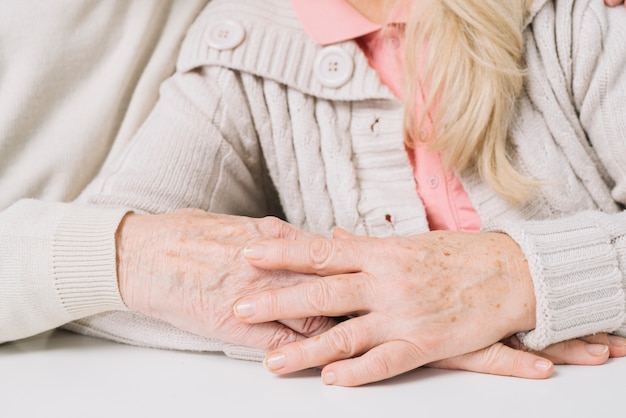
[[206, 20, 245, 50], [428, 175, 439, 189], [314, 46, 354, 88]]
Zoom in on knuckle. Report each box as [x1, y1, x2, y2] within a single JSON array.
[[508, 350, 530, 373], [305, 280, 333, 312], [326, 326, 359, 358], [257, 216, 287, 237], [309, 238, 334, 269], [365, 354, 392, 378], [484, 342, 537, 376], [481, 342, 513, 371], [268, 327, 297, 350], [299, 316, 332, 336]]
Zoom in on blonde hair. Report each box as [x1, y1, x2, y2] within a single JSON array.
[[402, 0, 534, 204]]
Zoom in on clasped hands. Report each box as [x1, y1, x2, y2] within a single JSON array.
[[117, 210, 626, 387], [235, 227, 626, 385]]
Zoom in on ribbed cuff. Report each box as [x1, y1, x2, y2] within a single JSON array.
[[484, 211, 625, 350], [52, 203, 130, 318]]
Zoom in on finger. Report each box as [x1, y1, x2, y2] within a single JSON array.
[[579, 333, 626, 358], [263, 316, 383, 375], [604, 0, 621, 6], [429, 342, 554, 379], [321, 340, 426, 386], [244, 237, 366, 275], [233, 274, 369, 322], [230, 322, 308, 352], [279, 316, 338, 338], [506, 335, 609, 365]]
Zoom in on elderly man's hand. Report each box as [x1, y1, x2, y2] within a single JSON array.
[[116, 210, 335, 351]]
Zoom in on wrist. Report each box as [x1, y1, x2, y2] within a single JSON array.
[[115, 212, 140, 311], [491, 232, 536, 334]]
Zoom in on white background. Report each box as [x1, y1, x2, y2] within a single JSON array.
[[2, 329, 622, 418]]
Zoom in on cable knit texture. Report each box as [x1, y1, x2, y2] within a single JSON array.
[[0, 0, 210, 344], [70, 0, 626, 355], [4, 0, 626, 359]]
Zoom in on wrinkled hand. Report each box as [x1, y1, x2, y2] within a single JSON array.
[[235, 229, 536, 386], [116, 210, 334, 351], [429, 333, 626, 378], [605, 0, 625, 7]]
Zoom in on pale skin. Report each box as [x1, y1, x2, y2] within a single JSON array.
[[231, 0, 626, 385], [118, 210, 626, 381], [114, 0, 626, 383], [236, 229, 626, 386], [116, 210, 335, 351]]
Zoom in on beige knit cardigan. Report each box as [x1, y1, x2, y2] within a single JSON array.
[[6, 0, 626, 361]]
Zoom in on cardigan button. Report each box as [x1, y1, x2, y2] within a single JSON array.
[[314, 46, 354, 88], [206, 20, 245, 50], [428, 175, 439, 189]]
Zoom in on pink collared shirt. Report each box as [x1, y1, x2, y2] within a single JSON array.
[[292, 0, 481, 231]]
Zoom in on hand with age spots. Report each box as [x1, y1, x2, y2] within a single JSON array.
[[235, 229, 626, 385], [116, 210, 335, 351], [234, 229, 539, 386], [431, 333, 626, 377]]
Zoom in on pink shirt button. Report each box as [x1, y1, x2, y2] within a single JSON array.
[[292, 0, 482, 232]]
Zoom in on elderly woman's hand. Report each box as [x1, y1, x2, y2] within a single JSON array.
[[428, 333, 626, 377], [116, 210, 334, 351], [234, 229, 537, 386]]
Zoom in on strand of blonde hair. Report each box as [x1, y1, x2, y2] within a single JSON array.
[[403, 0, 534, 204]]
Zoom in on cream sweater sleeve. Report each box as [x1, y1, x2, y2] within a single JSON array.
[[66, 68, 271, 361], [485, 2, 626, 350], [0, 0, 209, 343], [0, 200, 129, 343]]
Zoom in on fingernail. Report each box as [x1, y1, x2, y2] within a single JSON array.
[[608, 335, 626, 346], [233, 299, 256, 318], [265, 353, 286, 371], [534, 359, 552, 371], [586, 344, 609, 356], [322, 371, 337, 385], [243, 244, 266, 260]]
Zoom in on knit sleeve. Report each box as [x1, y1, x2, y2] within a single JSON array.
[[0, 199, 129, 344], [77, 68, 271, 218], [573, 3, 626, 204], [69, 68, 272, 360], [481, 4, 626, 351], [483, 211, 626, 350]]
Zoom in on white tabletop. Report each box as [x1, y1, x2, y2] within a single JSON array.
[[2, 329, 623, 418]]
